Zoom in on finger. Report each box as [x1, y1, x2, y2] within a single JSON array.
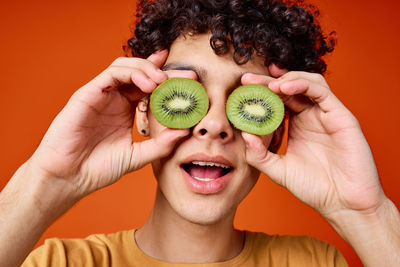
[[242, 132, 286, 187], [268, 63, 288, 78], [119, 84, 147, 103], [269, 78, 338, 113], [278, 94, 314, 114], [241, 73, 275, 86], [129, 68, 159, 93], [80, 66, 156, 108], [104, 66, 157, 94], [276, 71, 328, 86], [267, 78, 314, 113], [120, 69, 198, 103], [241, 64, 288, 85], [147, 49, 169, 68], [165, 69, 198, 80], [130, 128, 190, 171], [144, 50, 169, 84], [111, 56, 167, 85], [240, 72, 312, 113]]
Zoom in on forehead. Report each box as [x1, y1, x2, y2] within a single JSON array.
[[164, 33, 269, 84]]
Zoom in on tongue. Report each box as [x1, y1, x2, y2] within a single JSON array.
[[187, 165, 225, 179]]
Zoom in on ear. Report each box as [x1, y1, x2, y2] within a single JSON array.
[[136, 96, 150, 136], [268, 115, 286, 153]]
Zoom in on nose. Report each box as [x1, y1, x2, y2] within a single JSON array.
[[192, 98, 234, 143]]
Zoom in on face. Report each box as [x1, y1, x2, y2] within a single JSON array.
[[146, 33, 274, 225]]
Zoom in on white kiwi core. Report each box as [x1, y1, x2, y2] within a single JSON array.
[[243, 104, 267, 117], [167, 98, 191, 111]]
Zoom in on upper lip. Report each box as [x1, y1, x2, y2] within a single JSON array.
[[180, 153, 234, 169]]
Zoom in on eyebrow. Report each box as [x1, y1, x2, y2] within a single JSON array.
[[162, 63, 244, 90], [162, 63, 207, 83]]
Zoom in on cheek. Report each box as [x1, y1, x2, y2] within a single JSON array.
[[151, 161, 161, 181], [147, 110, 167, 179], [148, 109, 166, 138], [242, 159, 261, 186], [231, 163, 260, 206], [234, 130, 261, 179], [151, 155, 173, 184]]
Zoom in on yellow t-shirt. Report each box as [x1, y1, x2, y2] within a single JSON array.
[[22, 230, 348, 266]]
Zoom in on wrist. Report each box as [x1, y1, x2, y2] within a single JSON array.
[[0, 161, 80, 267], [6, 160, 80, 225], [325, 196, 393, 234], [325, 198, 400, 267]]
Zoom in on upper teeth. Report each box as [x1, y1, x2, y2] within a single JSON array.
[[191, 161, 230, 169]]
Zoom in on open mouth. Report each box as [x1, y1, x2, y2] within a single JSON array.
[[181, 161, 233, 182]]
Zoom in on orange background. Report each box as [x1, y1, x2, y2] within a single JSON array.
[[1, 0, 399, 266]]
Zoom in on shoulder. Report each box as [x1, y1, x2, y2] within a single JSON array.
[[249, 231, 334, 252], [245, 231, 348, 267], [21, 229, 136, 267]]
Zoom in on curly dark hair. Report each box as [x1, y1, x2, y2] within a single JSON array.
[[127, 0, 336, 74]]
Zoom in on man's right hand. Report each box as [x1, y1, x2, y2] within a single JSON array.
[[0, 50, 195, 267]]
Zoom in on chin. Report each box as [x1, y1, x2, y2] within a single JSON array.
[[173, 198, 237, 226], [155, 180, 248, 227]]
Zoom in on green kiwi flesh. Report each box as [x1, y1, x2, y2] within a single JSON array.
[[226, 84, 284, 135], [150, 78, 209, 129]]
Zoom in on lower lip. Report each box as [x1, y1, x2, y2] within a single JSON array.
[[180, 167, 233, 194]]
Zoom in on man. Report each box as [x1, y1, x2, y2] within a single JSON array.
[[0, 0, 399, 266]]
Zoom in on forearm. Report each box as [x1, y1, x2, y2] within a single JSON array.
[[328, 197, 400, 267], [0, 161, 77, 267]]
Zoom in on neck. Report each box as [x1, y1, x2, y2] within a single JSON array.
[[135, 187, 244, 264]]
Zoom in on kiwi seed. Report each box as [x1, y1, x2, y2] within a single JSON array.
[[150, 78, 209, 129], [226, 84, 284, 135]]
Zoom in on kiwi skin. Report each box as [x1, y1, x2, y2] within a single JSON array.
[[150, 78, 209, 129], [226, 84, 284, 135]]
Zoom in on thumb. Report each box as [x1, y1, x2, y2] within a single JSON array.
[[129, 128, 189, 171], [242, 132, 286, 187]]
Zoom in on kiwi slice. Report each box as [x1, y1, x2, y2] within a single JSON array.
[[226, 84, 284, 135], [150, 78, 209, 129]]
